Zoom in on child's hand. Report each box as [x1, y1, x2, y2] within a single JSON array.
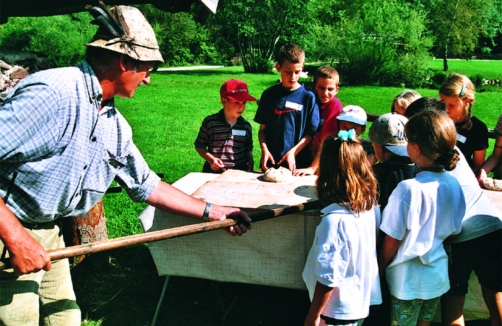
[[295, 167, 314, 176], [304, 313, 321, 326], [209, 158, 226, 172], [477, 168, 487, 188], [278, 151, 297, 174], [260, 151, 275, 171]]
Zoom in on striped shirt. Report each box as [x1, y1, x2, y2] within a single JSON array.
[[194, 109, 253, 169], [0, 61, 160, 223]]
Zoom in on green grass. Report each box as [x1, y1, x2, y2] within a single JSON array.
[[74, 62, 500, 325], [428, 58, 502, 80]]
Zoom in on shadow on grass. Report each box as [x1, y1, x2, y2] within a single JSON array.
[[71, 244, 311, 326]]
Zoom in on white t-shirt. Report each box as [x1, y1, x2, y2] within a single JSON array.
[[448, 148, 502, 243], [303, 203, 382, 320], [381, 171, 465, 300]]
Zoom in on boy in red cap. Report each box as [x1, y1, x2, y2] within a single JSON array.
[[195, 79, 257, 173]]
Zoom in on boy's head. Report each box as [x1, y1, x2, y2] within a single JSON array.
[[404, 97, 446, 119], [275, 43, 305, 89], [220, 79, 257, 120], [336, 105, 367, 135], [369, 113, 409, 160], [391, 90, 421, 115], [314, 66, 340, 104]]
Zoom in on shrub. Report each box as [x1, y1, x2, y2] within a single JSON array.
[[332, 0, 433, 88], [0, 14, 96, 68]]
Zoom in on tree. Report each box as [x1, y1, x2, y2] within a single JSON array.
[[210, 0, 316, 73], [331, 0, 433, 87], [427, 0, 493, 70]]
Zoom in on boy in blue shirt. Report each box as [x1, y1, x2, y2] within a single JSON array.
[[254, 43, 319, 174]]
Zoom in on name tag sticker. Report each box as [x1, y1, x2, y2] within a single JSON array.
[[232, 129, 246, 136], [285, 101, 303, 111], [456, 134, 467, 143]]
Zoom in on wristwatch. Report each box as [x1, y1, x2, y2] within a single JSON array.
[[202, 202, 212, 221]]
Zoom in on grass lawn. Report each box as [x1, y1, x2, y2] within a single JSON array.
[[73, 62, 500, 325]]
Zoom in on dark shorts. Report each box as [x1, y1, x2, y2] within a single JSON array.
[[448, 229, 502, 296]]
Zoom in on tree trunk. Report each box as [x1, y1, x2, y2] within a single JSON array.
[[62, 198, 110, 267]]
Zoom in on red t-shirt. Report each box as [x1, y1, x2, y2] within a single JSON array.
[[311, 97, 343, 156]]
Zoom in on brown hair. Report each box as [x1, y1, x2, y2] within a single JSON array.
[[276, 43, 305, 66], [316, 135, 378, 213], [314, 66, 339, 87], [405, 110, 460, 171], [439, 73, 475, 112]]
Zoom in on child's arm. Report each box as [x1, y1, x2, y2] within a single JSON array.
[[478, 134, 502, 178], [194, 146, 225, 172], [378, 233, 402, 276], [295, 154, 318, 176], [245, 151, 254, 172], [277, 135, 311, 174], [258, 124, 275, 171], [304, 281, 332, 326], [471, 148, 486, 175]]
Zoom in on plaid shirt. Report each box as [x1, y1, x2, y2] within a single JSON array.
[[0, 61, 160, 223]]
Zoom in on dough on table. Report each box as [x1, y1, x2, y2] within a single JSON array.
[[263, 167, 292, 182]]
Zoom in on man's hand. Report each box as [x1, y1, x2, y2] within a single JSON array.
[[295, 167, 314, 176], [7, 232, 51, 276], [207, 205, 252, 236]]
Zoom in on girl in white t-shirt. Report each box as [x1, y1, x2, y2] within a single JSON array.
[[303, 129, 381, 326], [379, 110, 466, 326]]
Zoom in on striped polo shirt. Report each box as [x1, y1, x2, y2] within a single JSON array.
[[194, 109, 253, 168]]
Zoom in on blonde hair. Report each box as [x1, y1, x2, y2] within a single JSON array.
[[316, 135, 378, 214], [277, 43, 305, 66], [314, 66, 339, 87], [439, 73, 475, 112], [391, 90, 421, 113], [405, 110, 460, 171]]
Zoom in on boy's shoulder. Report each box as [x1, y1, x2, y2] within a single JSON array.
[[202, 109, 225, 124]]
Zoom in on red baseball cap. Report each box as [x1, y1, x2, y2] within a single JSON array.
[[220, 79, 257, 102]]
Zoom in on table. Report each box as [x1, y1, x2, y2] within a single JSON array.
[[139, 170, 502, 321], [140, 170, 321, 290]]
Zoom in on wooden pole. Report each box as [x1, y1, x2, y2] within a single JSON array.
[[0, 200, 320, 271]]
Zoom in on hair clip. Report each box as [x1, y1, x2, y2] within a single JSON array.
[[338, 129, 356, 142], [459, 84, 466, 96]]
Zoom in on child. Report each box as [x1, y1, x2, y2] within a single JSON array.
[[254, 43, 319, 174], [439, 73, 488, 174], [390, 90, 421, 115], [369, 113, 418, 211], [379, 110, 466, 326], [336, 105, 367, 135], [478, 114, 502, 191], [336, 105, 376, 165], [194, 79, 257, 173], [302, 130, 382, 326], [295, 66, 342, 176], [405, 98, 502, 326]]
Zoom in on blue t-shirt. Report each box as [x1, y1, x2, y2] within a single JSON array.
[[254, 84, 319, 164]]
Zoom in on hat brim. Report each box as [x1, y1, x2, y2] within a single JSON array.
[[227, 94, 257, 102], [86, 39, 164, 63], [337, 116, 366, 125], [385, 145, 409, 157]]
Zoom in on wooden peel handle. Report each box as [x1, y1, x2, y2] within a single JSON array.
[[0, 200, 320, 271]]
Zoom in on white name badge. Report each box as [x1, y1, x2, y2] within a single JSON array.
[[232, 129, 246, 136], [285, 101, 303, 111], [456, 133, 467, 143]]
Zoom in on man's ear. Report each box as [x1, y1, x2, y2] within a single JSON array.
[[275, 62, 281, 72], [119, 54, 128, 72]]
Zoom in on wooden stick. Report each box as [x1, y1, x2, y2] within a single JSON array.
[[0, 200, 320, 270]]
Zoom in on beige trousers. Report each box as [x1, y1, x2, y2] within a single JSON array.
[[0, 223, 81, 325]]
